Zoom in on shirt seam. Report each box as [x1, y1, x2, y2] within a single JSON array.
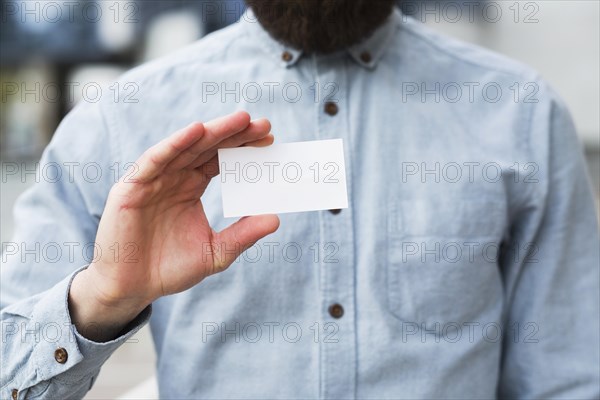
[[115, 29, 241, 92], [398, 20, 536, 82]]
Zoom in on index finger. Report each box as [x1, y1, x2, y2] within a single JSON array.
[[132, 111, 251, 182]]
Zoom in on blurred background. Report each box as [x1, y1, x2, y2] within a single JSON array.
[[1, 1, 598, 398]]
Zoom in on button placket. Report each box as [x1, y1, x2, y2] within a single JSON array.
[[314, 55, 357, 400]]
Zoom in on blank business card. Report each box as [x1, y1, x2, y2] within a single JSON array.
[[218, 139, 348, 217]]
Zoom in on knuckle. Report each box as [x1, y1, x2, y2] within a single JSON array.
[[188, 121, 205, 133]]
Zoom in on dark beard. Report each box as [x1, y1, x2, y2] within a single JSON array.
[[245, 0, 396, 54]]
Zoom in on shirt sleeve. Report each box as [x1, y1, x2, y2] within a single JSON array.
[[1, 267, 151, 400], [1, 99, 152, 399], [497, 80, 600, 398]]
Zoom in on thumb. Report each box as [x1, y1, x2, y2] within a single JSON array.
[[210, 214, 280, 272]]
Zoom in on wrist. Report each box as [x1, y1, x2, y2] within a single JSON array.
[[68, 267, 148, 342]]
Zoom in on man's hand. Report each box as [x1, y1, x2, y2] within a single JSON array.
[[69, 111, 280, 341]]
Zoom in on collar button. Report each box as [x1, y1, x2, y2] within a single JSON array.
[[360, 51, 372, 64], [281, 51, 293, 62]]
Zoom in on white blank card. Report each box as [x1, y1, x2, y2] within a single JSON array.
[[218, 139, 348, 217]]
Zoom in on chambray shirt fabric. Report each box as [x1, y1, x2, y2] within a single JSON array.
[[2, 7, 599, 399]]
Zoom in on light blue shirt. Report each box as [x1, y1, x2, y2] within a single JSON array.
[[2, 8, 599, 399]]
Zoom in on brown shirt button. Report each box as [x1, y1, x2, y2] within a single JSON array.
[[54, 347, 68, 364], [360, 51, 372, 63], [324, 102, 338, 116], [329, 209, 342, 215], [11, 389, 18, 400], [328, 303, 344, 319], [281, 51, 293, 62]]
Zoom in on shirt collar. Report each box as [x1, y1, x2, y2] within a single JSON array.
[[239, 6, 401, 69]]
